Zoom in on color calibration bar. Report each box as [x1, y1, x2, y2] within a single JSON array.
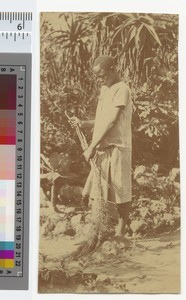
[[0, 65, 25, 277], [0, 54, 31, 290], [0, 12, 31, 289], [0, 73, 16, 270]]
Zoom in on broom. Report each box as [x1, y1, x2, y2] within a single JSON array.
[[65, 111, 109, 259]]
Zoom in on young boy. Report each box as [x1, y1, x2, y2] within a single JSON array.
[[70, 55, 132, 236]]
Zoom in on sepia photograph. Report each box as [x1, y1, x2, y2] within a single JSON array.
[[39, 12, 180, 293]]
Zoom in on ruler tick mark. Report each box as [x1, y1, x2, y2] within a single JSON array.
[[23, 13, 25, 30]]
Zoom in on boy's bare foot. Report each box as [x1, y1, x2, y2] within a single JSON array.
[[114, 219, 132, 247], [115, 223, 124, 237], [115, 217, 125, 236]]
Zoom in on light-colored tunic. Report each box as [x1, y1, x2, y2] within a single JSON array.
[[93, 81, 132, 150], [83, 81, 132, 204]]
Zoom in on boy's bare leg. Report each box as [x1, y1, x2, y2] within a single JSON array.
[[115, 201, 131, 236]]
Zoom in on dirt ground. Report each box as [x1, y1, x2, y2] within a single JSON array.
[[38, 228, 180, 294]]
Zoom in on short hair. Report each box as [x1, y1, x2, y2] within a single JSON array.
[[93, 55, 115, 71]]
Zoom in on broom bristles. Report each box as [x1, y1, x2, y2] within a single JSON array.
[[65, 114, 109, 259], [67, 163, 109, 260]]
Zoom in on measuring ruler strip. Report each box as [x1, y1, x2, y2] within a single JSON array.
[[0, 32, 31, 53], [0, 12, 32, 290], [0, 12, 32, 32]]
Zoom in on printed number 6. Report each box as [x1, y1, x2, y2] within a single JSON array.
[[17, 23, 23, 30]]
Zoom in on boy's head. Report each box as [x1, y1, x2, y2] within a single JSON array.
[[93, 55, 115, 71], [93, 55, 117, 87]]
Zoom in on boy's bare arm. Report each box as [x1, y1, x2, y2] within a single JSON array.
[[81, 120, 95, 128], [83, 106, 123, 161], [69, 117, 94, 128]]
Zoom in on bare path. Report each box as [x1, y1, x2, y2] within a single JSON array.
[[39, 230, 180, 293]]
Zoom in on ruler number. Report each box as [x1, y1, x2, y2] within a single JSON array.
[[17, 23, 23, 30], [16, 261, 21, 267]]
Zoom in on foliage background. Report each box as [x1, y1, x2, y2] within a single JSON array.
[[40, 12, 179, 234]]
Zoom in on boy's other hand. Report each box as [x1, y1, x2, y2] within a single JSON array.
[[69, 116, 82, 128], [83, 145, 96, 161]]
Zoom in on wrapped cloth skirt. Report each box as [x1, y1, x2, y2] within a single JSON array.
[[82, 147, 132, 205]]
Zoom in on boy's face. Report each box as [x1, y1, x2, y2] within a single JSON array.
[[93, 65, 115, 87]]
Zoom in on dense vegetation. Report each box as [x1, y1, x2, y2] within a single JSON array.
[[40, 12, 179, 234]]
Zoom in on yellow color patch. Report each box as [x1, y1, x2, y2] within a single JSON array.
[[0, 259, 14, 268]]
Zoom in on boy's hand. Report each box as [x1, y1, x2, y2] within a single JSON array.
[[69, 116, 82, 128], [83, 145, 96, 161]]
